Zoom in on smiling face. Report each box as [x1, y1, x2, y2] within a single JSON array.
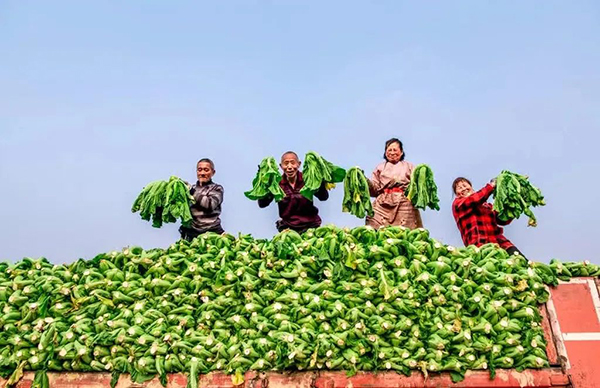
[[385, 141, 403, 164], [454, 180, 474, 198], [280, 152, 301, 180], [197, 161, 215, 184]]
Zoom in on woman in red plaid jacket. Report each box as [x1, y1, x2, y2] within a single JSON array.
[[452, 177, 526, 259]]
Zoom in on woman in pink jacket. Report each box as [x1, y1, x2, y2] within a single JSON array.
[[366, 138, 423, 229]]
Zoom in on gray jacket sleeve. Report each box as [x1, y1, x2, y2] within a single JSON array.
[[192, 184, 224, 211]]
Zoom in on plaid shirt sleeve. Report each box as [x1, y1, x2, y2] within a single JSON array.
[[453, 184, 494, 212], [452, 184, 513, 249]]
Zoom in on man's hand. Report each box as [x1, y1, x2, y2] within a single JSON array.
[[264, 193, 274, 201], [490, 178, 497, 187]]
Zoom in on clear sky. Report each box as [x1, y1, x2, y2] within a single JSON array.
[[1, 1, 599, 264]]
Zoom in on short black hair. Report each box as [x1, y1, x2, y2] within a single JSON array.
[[281, 151, 299, 162], [452, 177, 472, 195], [197, 158, 215, 170], [383, 138, 405, 161]]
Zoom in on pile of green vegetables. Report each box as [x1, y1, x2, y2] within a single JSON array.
[[406, 164, 440, 211], [244, 157, 286, 202], [300, 152, 346, 200], [342, 168, 374, 218], [549, 259, 600, 280], [493, 171, 546, 227], [131, 176, 194, 228], [2, 226, 598, 387]]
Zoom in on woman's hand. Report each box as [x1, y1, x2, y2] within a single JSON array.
[[384, 176, 402, 189], [489, 178, 497, 188]]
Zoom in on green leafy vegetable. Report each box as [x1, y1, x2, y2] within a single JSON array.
[[342, 167, 374, 218], [493, 171, 545, 227], [132, 176, 194, 228], [244, 157, 286, 202], [406, 164, 440, 211], [300, 151, 346, 200]]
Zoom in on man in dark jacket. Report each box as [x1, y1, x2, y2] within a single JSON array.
[[179, 158, 225, 241], [258, 151, 329, 234]]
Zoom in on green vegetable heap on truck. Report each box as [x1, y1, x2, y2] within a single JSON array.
[[2, 225, 599, 387]]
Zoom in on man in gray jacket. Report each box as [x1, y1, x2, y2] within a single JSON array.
[[179, 158, 225, 241]]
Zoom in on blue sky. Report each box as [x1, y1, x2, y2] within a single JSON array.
[[1, 1, 599, 264]]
